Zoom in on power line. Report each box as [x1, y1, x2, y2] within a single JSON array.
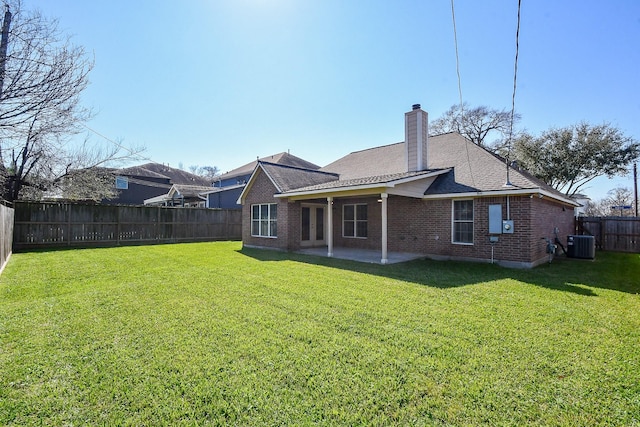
[[505, 0, 522, 186], [450, 0, 476, 189], [450, 0, 464, 115], [81, 123, 157, 165]]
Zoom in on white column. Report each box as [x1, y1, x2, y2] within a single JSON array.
[[381, 193, 388, 264], [327, 196, 333, 257]]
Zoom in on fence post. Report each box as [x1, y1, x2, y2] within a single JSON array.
[[66, 203, 71, 247], [116, 206, 121, 246]]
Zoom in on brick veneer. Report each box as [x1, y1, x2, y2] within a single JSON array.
[[241, 170, 291, 251], [242, 171, 575, 267]]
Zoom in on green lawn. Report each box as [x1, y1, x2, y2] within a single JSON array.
[[0, 242, 638, 426]]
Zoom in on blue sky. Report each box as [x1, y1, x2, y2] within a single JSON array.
[[26, 0, 640, 200]]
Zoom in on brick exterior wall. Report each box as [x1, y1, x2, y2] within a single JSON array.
[[242, 170, 292, 251], [242, 173, 576, 267]]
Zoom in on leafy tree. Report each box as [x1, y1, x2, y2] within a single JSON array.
[[512, 123, 639, 197], [0, 2, 141, 202], [430, 103, 520, 149]]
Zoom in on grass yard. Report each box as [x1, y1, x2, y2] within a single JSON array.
[[0, 241, 638, 426]]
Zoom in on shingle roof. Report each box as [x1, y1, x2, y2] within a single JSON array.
[[319, 132, 567, 197], [219, 152, 321, 180], [292, 170, 444, 192], [259, 162, 338, 193], [118, 163, 212, 187], [172, 184, 215, 198]]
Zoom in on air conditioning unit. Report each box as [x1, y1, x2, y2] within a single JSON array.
[[567, 235, 595, 259]]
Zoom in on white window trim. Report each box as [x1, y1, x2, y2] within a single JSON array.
[[251, 203, 278, 238], [452, 199, 474, 245], [342, 203, 368, 239], [115, 176, 129, 190]]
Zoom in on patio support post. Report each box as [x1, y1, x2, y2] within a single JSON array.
[[327, 196, 333, 257], [381, 193, 388, 264]]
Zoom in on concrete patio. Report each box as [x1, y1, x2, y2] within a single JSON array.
[[296, 247, 425, 265]]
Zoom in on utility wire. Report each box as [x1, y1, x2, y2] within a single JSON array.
[[81, 123, 157, 165], [450, 0, 476, 188], [450, 0, 464, 116], [505, 0, 522, 186]]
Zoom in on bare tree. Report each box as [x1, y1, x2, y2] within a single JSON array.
[[0, 1, 142, 202], [584, 187, 635, 217], [430, 103, 520, 149], [187, 164, 220, 180]]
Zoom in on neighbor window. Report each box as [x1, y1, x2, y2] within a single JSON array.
[[343, 204, 367, 238], [115, 176, 129, 190], [251, 203, 277, 238], [453, 199, 474, 244]]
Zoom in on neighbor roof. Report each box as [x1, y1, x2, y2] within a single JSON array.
[[118, 163, 212, 187], [218, 152, 321, 180]]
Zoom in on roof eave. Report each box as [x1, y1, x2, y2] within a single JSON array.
[[275, 169, 451, 200], [423, 187, 580, 206]]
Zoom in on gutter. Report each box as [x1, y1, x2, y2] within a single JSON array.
[[422, 187, 579, 207]]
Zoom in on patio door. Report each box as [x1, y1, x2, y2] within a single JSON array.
[[301, 204, 326, 247]]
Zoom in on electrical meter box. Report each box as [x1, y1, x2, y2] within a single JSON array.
[[502, 220, 514, 234]]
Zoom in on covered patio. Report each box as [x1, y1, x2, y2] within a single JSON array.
[[296, 246, 425, 265]]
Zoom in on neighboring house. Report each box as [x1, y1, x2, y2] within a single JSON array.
[[572, 194, 590, 216], [106, 163, 212, 206], [238, 105, 579, 268], [202, 152, 320, 209], [144, 184, 213, 207]]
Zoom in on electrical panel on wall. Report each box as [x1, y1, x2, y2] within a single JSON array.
[[488, 204, 502, 234]]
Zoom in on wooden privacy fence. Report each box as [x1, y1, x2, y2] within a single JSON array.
[[577, 216, 640, 253], [13, 202, 242, 251], [0, 203, 14, 270]]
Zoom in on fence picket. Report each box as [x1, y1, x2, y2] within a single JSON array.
[[13, 202, 242, 251], [577, 216, 640, 253]]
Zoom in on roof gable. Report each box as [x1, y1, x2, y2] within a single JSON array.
[[260, 162, 338, 193], [237, 161, 338, 204], [219, 152, 321, 180]]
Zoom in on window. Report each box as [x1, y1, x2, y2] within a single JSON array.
[[343, 204, 367, 238], [115, 176, 129, 190], [453, 199, 474, 244], [251, 203, 277, 238]]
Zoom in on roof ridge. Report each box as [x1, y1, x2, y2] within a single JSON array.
[[259, 161, 339, 177], [346, 141, 403, 155]]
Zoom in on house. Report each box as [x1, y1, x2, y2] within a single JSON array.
[[106, 163, 213, 206], [237, 104, 578, 268], [143, 184, 213, 207], [201, 152, 321, 209]]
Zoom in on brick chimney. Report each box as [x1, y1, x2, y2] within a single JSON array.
[[405, 104, 429, 172]]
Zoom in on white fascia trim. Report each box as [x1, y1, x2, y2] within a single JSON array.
[[275, 169, 451, 199], [144, 194, 171, 205], [257, 164, 283, 194], [236, 163, 279, 205], [274, 182, 388, 198], [423, 187, 579, 206], [386, 169, 451, 186], [200, 183, 245, 196]]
